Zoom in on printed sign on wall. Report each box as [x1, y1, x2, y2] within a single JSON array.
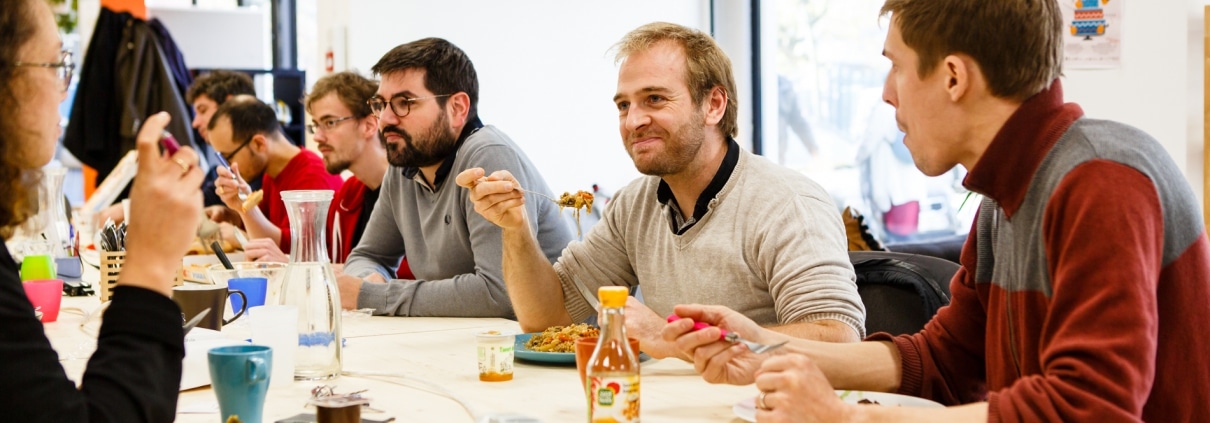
[[1061, 0, 1122, 69]]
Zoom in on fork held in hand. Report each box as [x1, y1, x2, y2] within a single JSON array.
[[666, 315, 788, 354]]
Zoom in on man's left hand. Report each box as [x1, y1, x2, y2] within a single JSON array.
[[753, 355, 854, 423], [336, 273, 364, 310], [623, 296, 688, 360], [243, 237, 288, 262]]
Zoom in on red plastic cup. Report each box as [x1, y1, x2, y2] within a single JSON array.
[[23, 279, 63, 322]]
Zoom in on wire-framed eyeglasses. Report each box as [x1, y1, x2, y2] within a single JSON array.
[[367, 94, 451, 118], [307, 116, 354, 134], [13, 50, 74, 92]]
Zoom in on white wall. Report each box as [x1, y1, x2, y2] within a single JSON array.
[[330, 0, 709, 194], [1061, 0, 1195, 200], [321, 0, 1204, 204], [1188, 0, 1206, 206]]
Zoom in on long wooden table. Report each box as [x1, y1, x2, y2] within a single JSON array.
[[49, 296, 758, 422]]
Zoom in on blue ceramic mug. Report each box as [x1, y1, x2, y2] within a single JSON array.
[[228, 277, 268, 312], [208, 345, 272, 423]]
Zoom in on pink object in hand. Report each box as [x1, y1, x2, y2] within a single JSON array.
[[159, 131, 180, 155], [666, 314, 732, 340]]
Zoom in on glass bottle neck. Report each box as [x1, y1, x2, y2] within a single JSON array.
[[599, 306, 627, 342], [285, 198, 331, 263]]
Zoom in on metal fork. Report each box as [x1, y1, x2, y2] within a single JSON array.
[[213, 152, 249, 201], [667, 315, 789, 354]]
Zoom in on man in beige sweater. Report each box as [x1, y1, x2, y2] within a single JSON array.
[[457, 22, 864, 359]]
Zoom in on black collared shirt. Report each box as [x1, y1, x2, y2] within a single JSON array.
[[656, 136, 740, 235], [401, 115, 485, 189]]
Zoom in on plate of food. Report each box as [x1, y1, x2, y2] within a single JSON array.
[[514, 323, 600, 364], [733, 390, 943, 421]]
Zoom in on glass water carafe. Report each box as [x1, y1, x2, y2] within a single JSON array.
[[279, 190, 342, 380]]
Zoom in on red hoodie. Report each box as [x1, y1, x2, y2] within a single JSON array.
[[328, 176, 413, 279]]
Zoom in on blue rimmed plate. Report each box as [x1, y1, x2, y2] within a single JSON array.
[[514, 332, 576, 364]]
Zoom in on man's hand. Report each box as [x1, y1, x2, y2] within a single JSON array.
[[206, 205, 241, 225], [662, 304, 784, 385], [95, 203, 125, 226], [336, 273, 364, 310], [214, 164, 252, 213], [622, 297, 688, 360], [243, 237, 288, 262], [455, 168, 529, 231], [753, 355, 854, 423]]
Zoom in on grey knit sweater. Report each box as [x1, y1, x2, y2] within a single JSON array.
[[555, 150, 866, 337]]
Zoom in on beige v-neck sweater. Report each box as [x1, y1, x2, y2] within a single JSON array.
[[554, 150, 865, 337]]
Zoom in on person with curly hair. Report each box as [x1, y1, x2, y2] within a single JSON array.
[[0, 0, 205, 420]]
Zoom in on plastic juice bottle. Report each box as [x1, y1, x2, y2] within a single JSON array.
[[586, 286, 639, 423]]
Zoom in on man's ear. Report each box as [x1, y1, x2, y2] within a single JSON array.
[[360, 115, 379, 140], [447, 92, 471, 128], [250, 133, 269, 153], [942, 54, 971, 102], [702, 86, 727, 127]]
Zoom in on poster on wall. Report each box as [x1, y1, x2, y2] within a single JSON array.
[[1061, 0, 1122, 69]]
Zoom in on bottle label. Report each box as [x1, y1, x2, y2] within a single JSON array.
[[588, 375, 639, 422]]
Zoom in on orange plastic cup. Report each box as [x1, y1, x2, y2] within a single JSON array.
[[575, 337, 640, 387]]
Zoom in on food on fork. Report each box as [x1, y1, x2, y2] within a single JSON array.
[[241, 190, 264, 213], [556, 190, 594, 212], [524, 323, 600, 353], [556, 190, 594, 238]]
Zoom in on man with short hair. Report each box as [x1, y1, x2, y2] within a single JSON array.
[[209, 96, 342, 250], [242, 71, 414, 279], [185, 70, 260, 208], [664, 1, 1210, 421], [336, 38, 573, 317], [459, 22, 864, 359]]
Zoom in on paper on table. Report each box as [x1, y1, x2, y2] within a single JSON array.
[[181, 327, 249, 391]]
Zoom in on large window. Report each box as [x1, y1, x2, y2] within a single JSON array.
[[767, 0, 973, 243]]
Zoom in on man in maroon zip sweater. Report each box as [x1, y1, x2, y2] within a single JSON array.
[[662, 1, 1210, 421]]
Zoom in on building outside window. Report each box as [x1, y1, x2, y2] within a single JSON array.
[[769, 0, 975, 243]]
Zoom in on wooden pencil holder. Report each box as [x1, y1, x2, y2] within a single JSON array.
[[98, 250, 125, 302]]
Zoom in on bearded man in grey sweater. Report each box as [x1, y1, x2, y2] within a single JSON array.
[[337, 38, 574, 317], [458, 22, 864, 359]]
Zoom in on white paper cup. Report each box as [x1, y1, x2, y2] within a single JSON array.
[[250, 305, 298, 388]]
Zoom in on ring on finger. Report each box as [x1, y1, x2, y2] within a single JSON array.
[[174, 158, 192, 173], [757, 391, 771, 410]]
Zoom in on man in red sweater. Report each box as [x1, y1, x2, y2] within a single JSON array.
[[209, 97, 342, 250], [241, 71, 413, 278], [663, 1, 1210, 421]]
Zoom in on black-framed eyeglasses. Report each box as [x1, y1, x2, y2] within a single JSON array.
[[367, 94, 451, 118], [306, 116, 354, 134], [221, 137, 253, 163], [13, 50, 74, 92]]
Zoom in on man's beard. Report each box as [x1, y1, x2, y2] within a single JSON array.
[[380, 110, 459, 168], [629, 109, 706, 176], [323, 154, 352, 174]]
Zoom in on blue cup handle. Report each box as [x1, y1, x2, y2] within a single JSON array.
[[247, 356, 268, 383]]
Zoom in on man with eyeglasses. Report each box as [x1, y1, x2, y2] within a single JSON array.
[[207, 96, 342, 250], [240, 71, 414, 279], [334, 38, 573, 318], [94, 70, 260, 226], [187, 70, 261, 209]]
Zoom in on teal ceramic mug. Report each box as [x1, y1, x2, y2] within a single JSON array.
[[208, 345, 272, 423]]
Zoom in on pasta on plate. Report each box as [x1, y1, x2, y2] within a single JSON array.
[[524, 323, 600, 353]]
